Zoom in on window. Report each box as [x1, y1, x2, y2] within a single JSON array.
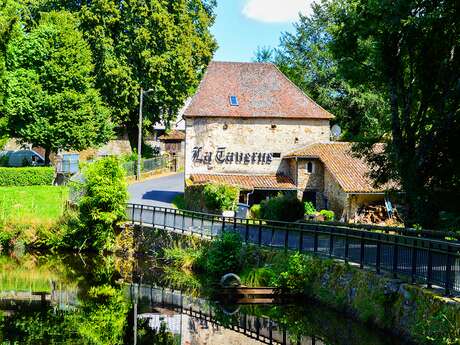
[[229, 95, 239, 106], [306, 161, 314, 173]]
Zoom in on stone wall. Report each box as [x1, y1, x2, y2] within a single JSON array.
[[185, 117, 330, 177], [303, 256, 460, 345], [323, 169, 349, 220]]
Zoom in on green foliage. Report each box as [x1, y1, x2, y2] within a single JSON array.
[[250, 204, 261, 219], [271, 253, 324, 294], [78, 157, 128, 251], [304, 201, 316, 215], [138, 320, 177, 345], [204, 232, 242, 277], [163, 243, 203, 271], [0, 167, 54, 186], [260, 193, 304, 222], [184, 183, 240, 213], [319, 209, 335, 221], [172, 194, 186, 210], [203, 183, 239, 212], [240, 266, 275, 287], [25, 0, 217, 150], [4, 10, 113, 163]]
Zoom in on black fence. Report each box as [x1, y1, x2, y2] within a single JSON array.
[[127, 203, 460, 295]]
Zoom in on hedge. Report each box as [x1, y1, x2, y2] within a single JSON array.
[[0, 167, 55, 186]]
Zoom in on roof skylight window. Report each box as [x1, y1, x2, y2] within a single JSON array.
[[229, 95, 239, 106]]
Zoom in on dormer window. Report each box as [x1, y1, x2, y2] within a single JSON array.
[[229, 95, 239, 106]]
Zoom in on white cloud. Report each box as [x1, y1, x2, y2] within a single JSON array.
[[242, 0, 314, 23]]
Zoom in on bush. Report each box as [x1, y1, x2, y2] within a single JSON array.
[[319, 209, 335, 221], [77, 157, 128, 251], [260, 193, 304, 222], [0, 167, 54, 186], [250, 204, 261, 219], [204, 232, 242, 276], [304, 201, 316, 215], [184, 183, 239, 213], [203, 183, 239, 212]]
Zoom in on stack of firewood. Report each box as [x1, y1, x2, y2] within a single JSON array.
[[354, 203, 403, 225]]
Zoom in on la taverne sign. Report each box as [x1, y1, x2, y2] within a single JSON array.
[[192, 147, 273, 165]]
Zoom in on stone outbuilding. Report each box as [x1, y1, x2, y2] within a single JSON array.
[[284, 142, 391, 221]]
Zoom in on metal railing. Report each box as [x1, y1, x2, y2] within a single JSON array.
[[127, 203, 460, 295], [122, 156, 168, 176]]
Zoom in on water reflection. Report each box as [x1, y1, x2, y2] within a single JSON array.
[[0, 253, 411, 345]]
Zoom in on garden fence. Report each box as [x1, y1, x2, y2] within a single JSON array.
[[122, 156, 169, 176], [127, 203, 460, 295]]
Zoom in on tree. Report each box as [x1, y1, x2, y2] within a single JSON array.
[[323, 0, 460, 227], [32, 0, 217, 150], [0, 0, 18, 148], [253, 46, 274, 62], [4, 11, 113, 164], [272, 9, 389, 140]]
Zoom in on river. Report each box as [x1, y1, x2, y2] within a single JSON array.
[[0, 252, 412, 345]]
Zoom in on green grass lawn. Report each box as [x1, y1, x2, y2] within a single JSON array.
[[0, 186, 69, 226]]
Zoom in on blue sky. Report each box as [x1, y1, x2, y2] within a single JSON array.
[[211, 0, 314, 62]]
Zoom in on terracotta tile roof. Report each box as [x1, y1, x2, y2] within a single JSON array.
[[189, 174, 297, 191], [184, 61, 334, 120], [286, 142, 392, 193], [158, 130, 185, 141]]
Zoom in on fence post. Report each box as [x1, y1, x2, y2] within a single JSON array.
[[191, 212, 195, 234], [298, 230, 303, 252], [139, 204, 144, 226], [392, 237, 399, 278], [284, 228, 289, 251], [181, 210, 185, 234], [258, 221, 262, 246], [376, 234, 381, 274], [173, 209, 177, 231], [329, 227, 334, 257], [313, 226, 318, 254], [427, 241, 433, 288], [344, 229, 349, 263], [445, 245, 452, 296], [201, 214, 204, 237], [245, 219, 249, 244], [222, 216, 225, 236], [360, 232, 365, 269], [152, 206, 156, 226], [411, 240, 417, 284], [131, 204, 135, 225], [163, 208, 167, 229]]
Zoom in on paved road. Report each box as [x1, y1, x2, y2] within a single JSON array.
[[128, 173, 184, 208]]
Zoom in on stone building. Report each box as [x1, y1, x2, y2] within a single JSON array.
[[183, 61, 391, 220]]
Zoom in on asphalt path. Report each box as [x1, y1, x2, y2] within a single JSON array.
[[128, 172, 184, 208]]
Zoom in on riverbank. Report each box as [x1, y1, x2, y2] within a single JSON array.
[[136, 226, 460, 345]]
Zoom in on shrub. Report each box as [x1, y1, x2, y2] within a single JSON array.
[[77, 157, 128, 251], [260, 193, 304, 222], [271, 253, 324, 294], [250, 204, 261, 219], [184, 183, 239, 213], [0, 167, 54, 186], [319, 209, 335, 221], [204, 232, 242, 276], [203, 183, 239, 212], [304, 201, 316, 215]]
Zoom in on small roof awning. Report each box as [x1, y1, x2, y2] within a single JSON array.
[[189, 174, 297, 191], [158, 130, 185, 141]]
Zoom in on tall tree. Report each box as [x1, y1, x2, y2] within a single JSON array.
[[32, 0, 217, 150], [324, 0, 460, 227], [271, 9, 389, 140], [0, 0, 18, 148], [4, 11, 113, 164]]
